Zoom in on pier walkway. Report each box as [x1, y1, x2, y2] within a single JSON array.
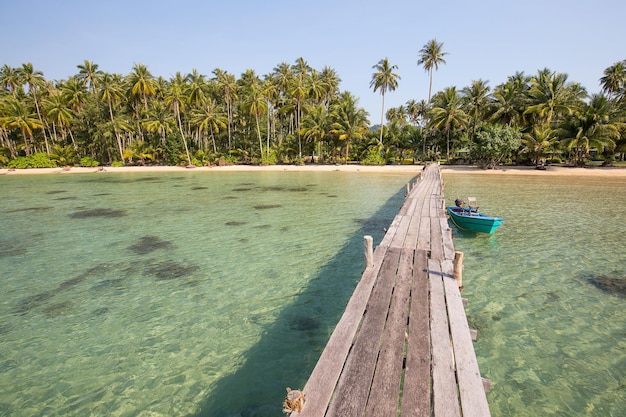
[[290, 164, 491, 417]]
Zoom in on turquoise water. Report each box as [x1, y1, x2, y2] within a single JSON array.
[[1, 170, 624, 417], [443, 173, 626, 417], [0, 170, 416, 417]]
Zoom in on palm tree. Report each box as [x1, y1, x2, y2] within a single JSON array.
[[18, 63, 50, 153], [525, 68, 585, 127], [191, 98, 227, 153], [600, 60, 626, 100], [165, 72, 192, 165], [300, 103, 333, 161], [558, 94, 620, 165], [213, 68, 238, 149], [462, 79, 490, 155], [291, 58, 311, 158], [76, 60, 102, 94], [488, 74, 529, 128], [370, 58, 400, 145], [417, 39, 448, 103], [428, 86, 468, 161], [240, 69, 267, 158], [320, 66, 341, 107], [127, 63, 156, 112], [144, 100, 175, 160], [43, 91, 76, 148], [331, 92, 369, 161], [0, 97, 43, 155], [0, 65, 21, 95], [406, 99, 429, 159], [98, 73, 126, 160], [521, 124, 557, 166]]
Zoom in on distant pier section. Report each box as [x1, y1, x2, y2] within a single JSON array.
[[288, 164, 491, 417]]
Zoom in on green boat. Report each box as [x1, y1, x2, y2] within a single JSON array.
[[447, 197, 503, 234]]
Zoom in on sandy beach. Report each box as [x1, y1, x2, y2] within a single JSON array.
[[2, 164, 626, 177]]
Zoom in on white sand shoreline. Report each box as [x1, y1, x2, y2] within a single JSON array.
[[1, 164, 626, 177]]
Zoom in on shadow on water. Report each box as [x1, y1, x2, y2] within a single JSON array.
[[189, 181, 414, 417]]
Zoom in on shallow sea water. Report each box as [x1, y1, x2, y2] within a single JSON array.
[[1, 169, 624, 417], [0, 170, 415, 417], [443, 173, 626, 417]]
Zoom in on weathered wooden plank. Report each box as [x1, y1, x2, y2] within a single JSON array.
[[404, 214, 421, 250], [365, 247, 414, 417], [417, 217, 430, 251], [391, 215, 412, 248], [440, 217, 456, 261], [442, 259, 491, 417], [295, 244, 389, 417], [429, 258, 462, 417], [326, 248, 402, 417], [400, 249, 431, 417], [429, 214, 444, 261]]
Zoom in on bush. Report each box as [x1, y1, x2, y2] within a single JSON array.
[[79, 156, 100, 167], [110, 161, 124, 167], [360, 146, 385, 165], [8, 153, 57, 169], [260, 150, 278, 165]]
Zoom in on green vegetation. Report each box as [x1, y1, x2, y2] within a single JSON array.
[[1, 49, 625, 168]]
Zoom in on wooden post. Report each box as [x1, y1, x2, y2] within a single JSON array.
[[406, 183, 410, 197], [453, 251, 464, 289], [364, 236, 374, 269]]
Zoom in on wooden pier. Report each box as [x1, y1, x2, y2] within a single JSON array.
[[289, 164, 491, 417]]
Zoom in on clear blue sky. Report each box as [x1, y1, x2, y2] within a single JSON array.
[[2, 0, 624, 121]]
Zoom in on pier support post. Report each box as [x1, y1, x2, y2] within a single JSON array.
[[453, 251, 464, 289], [364, 236, 374, 269]]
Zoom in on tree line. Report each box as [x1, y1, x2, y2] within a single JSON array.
[[1, 40, 625, 168]]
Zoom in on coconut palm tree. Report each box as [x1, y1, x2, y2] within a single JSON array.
[[320, 66, 341, 107], [0, 97, 43, 155], [600, 60, 626, 100], [291, 58, 311, 158], [165, 72, 192, 165], [406, 99, 429, 159], [330, 92, 369, 161], [127, 63, 157, 112], [0, 65, 21, 95], [558, 94, 620, 165], [77, 60, 102, 94], [462, 79, 491, 155], [428, 86, 468, 161], [191, 98, 227, 153], [98, 73, 126, 160], [488, 74, 530, 128], [43, 91, 76, 147], [240, 69, 267, 158], [370, 57, 400, 145], [417, 39, 448, 103], [18, 63, 50, 153], [521, 124, 557, 166], [213, 68, 238, 149], [143, 100, 175, 161], [300, 103, 333, 162], [526, 68, 586, 127]]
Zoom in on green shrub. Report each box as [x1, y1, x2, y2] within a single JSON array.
[[260, 150, 278, 165], [79, 156, 100, 167], [110, 161, 124, 167], [360, 146, 385, 165], [8, 153, 57, 169]]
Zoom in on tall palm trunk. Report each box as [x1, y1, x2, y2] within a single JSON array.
[[107, 100, 124, 161], [175, 105, 192, 166], [379, 92, 385, 145]]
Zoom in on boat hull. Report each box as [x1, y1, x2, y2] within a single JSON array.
[[446, 207, 503, 234]]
